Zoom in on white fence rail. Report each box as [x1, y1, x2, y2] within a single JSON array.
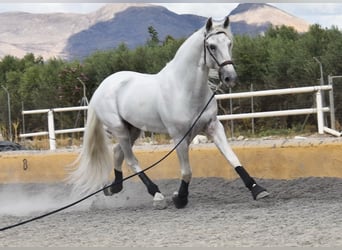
[[20, 106, 87, 150], [20, 85, 338, 150], [215, 85, 332, 131]]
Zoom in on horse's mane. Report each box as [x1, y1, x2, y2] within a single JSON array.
[[170, 27, 206, 63], [171, 21, 233, 64]]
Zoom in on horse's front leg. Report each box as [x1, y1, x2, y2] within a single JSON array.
[[173, 140, 192, 209], [207, 118, 269, 200]]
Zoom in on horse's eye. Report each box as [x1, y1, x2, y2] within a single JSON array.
[[209, 44, 216, 51]]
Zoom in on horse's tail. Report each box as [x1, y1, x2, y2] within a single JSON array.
[[68, 107, 113, 195]]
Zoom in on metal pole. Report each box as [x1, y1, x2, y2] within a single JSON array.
[[22, 101, 26, 143], [251, 84, 255, 135], [21, 101, 25, 134], [313, 57, 327, 126], [328, 75, 342, 130], [328, 75, 336, 130], [1, 85, 12, 141], [313, 57, 324, 86], [77, 77, 89, 125], [229, 88, 234, 138], [315, 90, 324, 134], [48, 110, 56, 150], [77, 77, 87, 103]]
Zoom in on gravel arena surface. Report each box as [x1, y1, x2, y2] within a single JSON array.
[[0, 177, 341, 247]]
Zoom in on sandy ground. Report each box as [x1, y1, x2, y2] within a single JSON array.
[[0, 177, 341, 247]]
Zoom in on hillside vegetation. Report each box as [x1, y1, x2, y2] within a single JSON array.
[[0, 24, 341, 142]]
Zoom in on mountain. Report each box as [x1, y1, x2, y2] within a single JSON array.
[[230, 3, 310, 35], [0, 3, 150, 59], [0, 11, 88, 59], [64, 6, 205, 59], [0, 3, 310, 60]]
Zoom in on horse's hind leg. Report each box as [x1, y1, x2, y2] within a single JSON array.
[[104, 125, 140, 196], [207, 119, 269, 200], [103, 144, 124, 196], [172, 140, 192, 209], [111, 125, 167, 209]]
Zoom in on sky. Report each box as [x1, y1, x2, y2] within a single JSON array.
[[0, 2, 341, 29]]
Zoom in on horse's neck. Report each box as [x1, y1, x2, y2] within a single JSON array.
[[172, 28, 204, 66], [162, 28, 209, 94]]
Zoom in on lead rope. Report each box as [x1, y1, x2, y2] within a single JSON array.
[[1, 30, 231, 232], [0, 91, 218, 232]]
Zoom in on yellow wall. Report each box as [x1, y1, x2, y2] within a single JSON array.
[[0, 142, 341, 183]]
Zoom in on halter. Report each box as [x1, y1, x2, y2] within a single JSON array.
[[203, 30, 234, 84]]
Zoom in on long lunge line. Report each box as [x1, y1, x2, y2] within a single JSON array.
[[0, 93, 216, 231], [69, 16, 269, 209]]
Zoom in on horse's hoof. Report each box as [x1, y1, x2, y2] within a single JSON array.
[[103, 183, 123, 196], [153, 192, 167, 209], [172, 191, 188, 209], [103, 186, 114, 196], [251, 184, 269, 200]]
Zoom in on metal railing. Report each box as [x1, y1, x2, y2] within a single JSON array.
[[20, 106, 88, 150], [215, 85, 334, 134], [20, 85, 339, 150]]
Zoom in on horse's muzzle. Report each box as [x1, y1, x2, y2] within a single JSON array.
[[219, 64, 237, 88]]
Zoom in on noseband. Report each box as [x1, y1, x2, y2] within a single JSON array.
[[203, 31, 234, 72]]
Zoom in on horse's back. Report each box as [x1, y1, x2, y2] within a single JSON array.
[[90, 71, 166, 133], [91, 71, 155, 105]]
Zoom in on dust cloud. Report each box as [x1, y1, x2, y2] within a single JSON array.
[[0, 180, 152, 217]]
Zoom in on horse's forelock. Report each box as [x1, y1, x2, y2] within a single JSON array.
[[207, 26, 233, 41]]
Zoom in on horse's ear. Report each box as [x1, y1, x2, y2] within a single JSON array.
[[223, 16, 230, 29], [206, 17, 213, 32]]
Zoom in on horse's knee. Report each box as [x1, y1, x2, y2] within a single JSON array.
[[206, 118, 222, 136], [124, 156, 140, 173]]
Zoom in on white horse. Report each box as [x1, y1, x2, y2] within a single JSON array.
[[70, 16, 269, 209]]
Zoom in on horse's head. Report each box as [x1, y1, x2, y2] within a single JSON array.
[[204, 16, 237, 88]]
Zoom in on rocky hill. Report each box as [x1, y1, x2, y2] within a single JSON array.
[[0, 3, 149, 59], [64, 5, 205, 60], [0, 3, 310, 60], [230, 3, 309, 35]]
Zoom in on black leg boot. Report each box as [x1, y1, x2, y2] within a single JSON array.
[[235, 166, 269, 200], [103, 169, 123, 196]]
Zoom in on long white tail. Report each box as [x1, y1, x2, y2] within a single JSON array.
[[68, 107, 113, 194]]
